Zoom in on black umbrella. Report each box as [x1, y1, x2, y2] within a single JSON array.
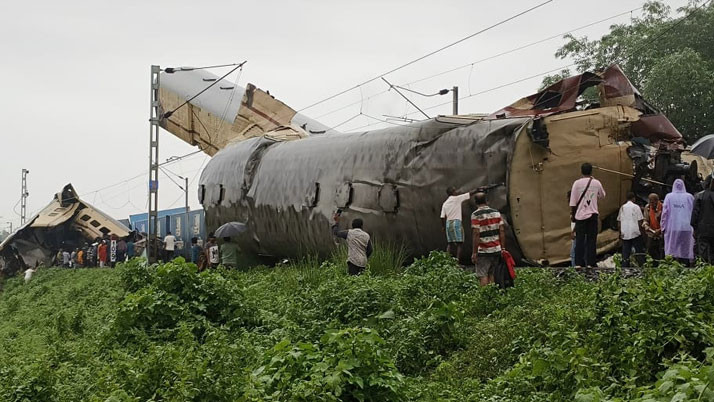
[[214, 222, 248, 238], [690, 134, 714, 159]]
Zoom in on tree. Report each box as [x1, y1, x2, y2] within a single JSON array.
[[542, 1, 714, 143]]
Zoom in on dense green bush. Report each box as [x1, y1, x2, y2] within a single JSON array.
[[3, 253, 714, 401]]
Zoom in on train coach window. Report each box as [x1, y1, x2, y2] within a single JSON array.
[[80, 214, 91, 222], [336, 182, 353, 208], [308, 182, 320, 208], [218, 185, 225, 204], [90, 220, 101, 228], [378, 185, 399, 213], [198, 185, 205, 204]]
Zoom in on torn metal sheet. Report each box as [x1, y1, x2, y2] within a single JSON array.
[[0, 184, 130, 277]]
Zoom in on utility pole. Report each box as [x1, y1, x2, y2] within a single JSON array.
[[148, 65, 161, 263], [184, 176, 190, 258], [20, 169, 29, 225], [452, 86, 459, 115]]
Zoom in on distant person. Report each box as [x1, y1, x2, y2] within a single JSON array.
[[203, 233, 220, 269], [126, 238, 135, 259], [163, 231, 176, 261], [569, 162, 606, 267], [190, 237, 203, 265], [661, 179, 695, 266], [692, 178, 714, 264], [332, 212, 373, 275], [642, 193, 664, 260], [470, 192, 506, 286], [98, 240, 108, 268], [62, 250, 71, 268], [56, 249, 63, 266], [77, 248, 85, 268], [117, 237, 127, 263], [24, 267, 37, 283], [220, 237, 240, 269], [440, 187, 479, 260], [618, 192, 645, 267]]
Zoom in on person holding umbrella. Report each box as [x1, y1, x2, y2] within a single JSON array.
[[213, 222, 248, 269]]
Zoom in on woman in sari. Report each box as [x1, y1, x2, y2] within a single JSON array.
[[661, 179, 695, 265]]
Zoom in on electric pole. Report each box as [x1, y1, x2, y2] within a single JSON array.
[[452, 86, 459, 115], [20, 169, 29, 225], [148, 65, 161, 263]]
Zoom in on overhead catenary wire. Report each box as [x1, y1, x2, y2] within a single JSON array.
[[311, 5, 645, 121], [296, 0, 553, 113], [162, 60, 247, 119], [80, 150, 204, 197], [346, 1, 713, 131]]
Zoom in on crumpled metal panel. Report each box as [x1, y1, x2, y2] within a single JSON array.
[[489, 64, 683, 148], [199, 117, 531, 260]]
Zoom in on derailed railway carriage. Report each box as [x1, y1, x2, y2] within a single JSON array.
[[161, 65, 702, 265]]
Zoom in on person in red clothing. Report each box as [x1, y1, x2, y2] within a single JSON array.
[[97, 240, 108, 268]]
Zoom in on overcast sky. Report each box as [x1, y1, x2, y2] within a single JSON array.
[[0, 0, 689, 231]]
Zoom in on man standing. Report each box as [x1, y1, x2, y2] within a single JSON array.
[[471, 192, 506, 286], [440, 187, 478, 260], [203, 233, 220, 270], [220, 237, 240, 269], [618, 192, 645, 267], [163, 231, 176, 261], [97, 240, 108, 268], [642, 193, 664, 260], [332, 213, 373, 275], [692, 178, 714, 264], [569, 162, 606, 267], [62, 249, 71, 268], [190, 237, 203, 265]]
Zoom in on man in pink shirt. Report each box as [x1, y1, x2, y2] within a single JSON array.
[[569, 163, 606, 267]]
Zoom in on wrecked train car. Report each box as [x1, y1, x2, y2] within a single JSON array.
[[160, 65, 700, 264], [0, 184, 130, 276]]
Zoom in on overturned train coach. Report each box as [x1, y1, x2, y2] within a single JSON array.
[[0, 184, 130, 276], [160, 64, 707, 265]]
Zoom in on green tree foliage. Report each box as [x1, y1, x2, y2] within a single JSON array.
[[542, 1, 714, 143]]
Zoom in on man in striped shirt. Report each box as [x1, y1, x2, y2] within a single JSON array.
[[471, 192, 505, 286]]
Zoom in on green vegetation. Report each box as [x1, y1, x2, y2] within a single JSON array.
[[2, 253, 714, 401]]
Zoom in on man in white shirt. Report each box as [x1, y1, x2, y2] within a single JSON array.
[[440, 186, 478, 260], [618, 192, 645, 267], [163, 231, 176, 261]]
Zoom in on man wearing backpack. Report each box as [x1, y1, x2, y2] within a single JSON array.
[[569, 163, 606, 267]]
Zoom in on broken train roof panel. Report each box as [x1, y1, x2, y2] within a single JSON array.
[[0, 184, 130, 252]]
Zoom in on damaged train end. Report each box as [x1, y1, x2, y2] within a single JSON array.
[[501, 64, 705, 264], [0, 184, 130, 277]]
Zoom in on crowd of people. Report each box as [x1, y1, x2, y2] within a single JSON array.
[[55, 234, 136, 268], [183, 233, 240, 271], [570, 162, 714, 268]]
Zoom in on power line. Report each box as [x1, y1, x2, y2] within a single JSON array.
[[296, 0, 553, 113], [345, 0, 713, 131], [163, 62, 245, 73], [162, 61, 247, 119], [312, 5, 643, 122], [80, 150, 204, 197]]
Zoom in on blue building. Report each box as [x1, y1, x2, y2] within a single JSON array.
[[128, 208, 206, 258]]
